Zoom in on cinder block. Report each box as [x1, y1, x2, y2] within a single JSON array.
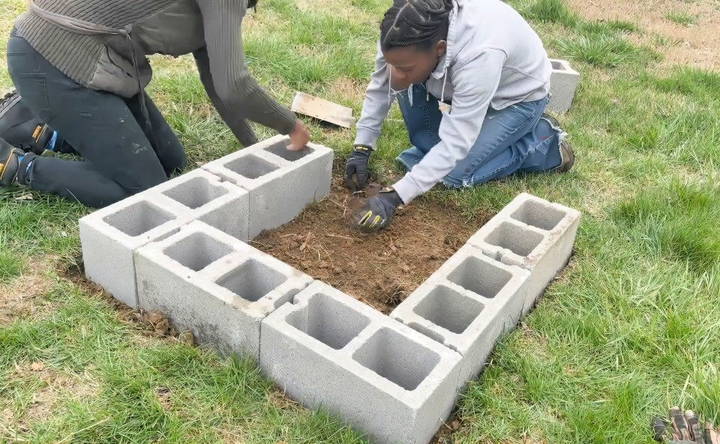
[[135, 221, 312, 358], [202, 135, 333, 238], [150, 169, 250, 241], [79, 193, 190, 308], [261, 282, 462, 444], [391, 245, 530, 386], [548, 58, 580, 114], [467, 193, 581, 314], [79, 169, 249, 308]]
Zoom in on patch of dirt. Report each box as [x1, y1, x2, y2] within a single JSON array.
[[0, 256, 58, 326], [253, 177, 489, 313], [1, 362, 99, 435], [567, 0, 720, 70]]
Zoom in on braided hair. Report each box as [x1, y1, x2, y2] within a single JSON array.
[[380, 0, 453, 51]]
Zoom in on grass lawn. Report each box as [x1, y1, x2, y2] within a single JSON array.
[[2, 0, 720, 442]]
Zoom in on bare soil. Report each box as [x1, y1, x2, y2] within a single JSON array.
[[253, 177, 490, 314]]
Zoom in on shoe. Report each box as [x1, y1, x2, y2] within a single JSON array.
[[555, 138, 575, 173], [0, 138, 24, 186], [541, 113, 575, 173], [0, 90, 53, 154]]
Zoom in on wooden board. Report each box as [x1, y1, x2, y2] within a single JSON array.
[[291, 92, 355, 128]]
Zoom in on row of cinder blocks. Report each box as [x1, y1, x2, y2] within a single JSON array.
[[257, 193, 580, 444], [391, 193, 581, 386], [82, 166, 579, 443], [79, 135, 333, 308]]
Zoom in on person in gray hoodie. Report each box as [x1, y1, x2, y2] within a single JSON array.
[[348, 0, 574, 232]]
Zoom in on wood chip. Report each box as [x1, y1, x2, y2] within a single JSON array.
[[291, 92, 354, 128]]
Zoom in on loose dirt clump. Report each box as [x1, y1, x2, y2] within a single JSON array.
[[253, 178, 489, 313]]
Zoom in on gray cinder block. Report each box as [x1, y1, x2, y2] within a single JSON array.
[[390, 245, 531, 386], [79, 169, 249, 308], [150, 169, 250, 241], [260, 282, 463, 444], [548, 58, 580, 114], [202, 135, 333, 238], [467, 193, 581, 314], [135, 221, 312, 358], [79, 193, 190, 308]]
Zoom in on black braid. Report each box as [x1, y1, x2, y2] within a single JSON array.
[[380, 0, 452, 51]]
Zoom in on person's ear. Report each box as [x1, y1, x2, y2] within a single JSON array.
[[436, 40, 447, 58]]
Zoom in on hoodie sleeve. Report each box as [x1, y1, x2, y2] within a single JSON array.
[[354, 44, 393, 149], [195, 0, 297, 135], [393, 49, 507, 203]]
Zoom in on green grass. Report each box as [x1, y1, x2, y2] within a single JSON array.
[[665, 11, 698, 26], [3, 0, 720, 442]]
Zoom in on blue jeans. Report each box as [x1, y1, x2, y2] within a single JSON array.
[[396, 84, 562, 188]]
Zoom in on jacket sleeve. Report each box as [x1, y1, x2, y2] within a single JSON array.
[[354, 43, 393, 149], [194, 46, 258, 147], [393, 49, 507, 203], [195, 0, 296, 135]]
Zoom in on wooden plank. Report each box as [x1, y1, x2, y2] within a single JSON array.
[[291, 92, 355, 128]]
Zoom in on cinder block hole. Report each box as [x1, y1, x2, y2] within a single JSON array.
[[485, 221, 544, 257], [551, 60, 565, 70], [353, 327, 440, 391], [413, 285, 484, 334], [448, 256, 512, 298], [162, 177, 228, 209], [216, 259, 286, 302], [286, 292, 370, 349], [264, 141, 315, 161], [103, 201, 174, 237], [164, 232, 232, 272], [510, 200, 566, 231], [225, 154, 279, 179]]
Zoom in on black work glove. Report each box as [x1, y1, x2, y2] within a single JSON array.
[[652, 407, 719, 444], [344, 145, 372, 191], [353, 187, 404, 232]]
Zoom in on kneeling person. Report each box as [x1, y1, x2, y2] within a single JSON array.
[[347, 0, 574, 232]]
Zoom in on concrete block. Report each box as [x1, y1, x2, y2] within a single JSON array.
[[261, 281, 463, 444], [135, 221, 312, 358], [467, 193, 581, 314], [79, 169, 248, 307], [548, 58, 580, 114], [79, 193, 190, 308], [202, 135, 333, 238], [391, 245, 531, 386], [150, 169, 250, 241]]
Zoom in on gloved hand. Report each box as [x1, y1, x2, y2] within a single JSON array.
[[344, 145, 372, 191], [652, 407, 720, 444], [353, 187, 404, 232]]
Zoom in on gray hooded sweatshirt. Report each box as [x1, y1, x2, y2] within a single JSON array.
[[354, 0, 552, 203]]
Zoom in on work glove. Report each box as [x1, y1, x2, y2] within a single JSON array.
[[652, 407, 720, 444], [344, 145, 372, 191], [353, 187, 404, 232]]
